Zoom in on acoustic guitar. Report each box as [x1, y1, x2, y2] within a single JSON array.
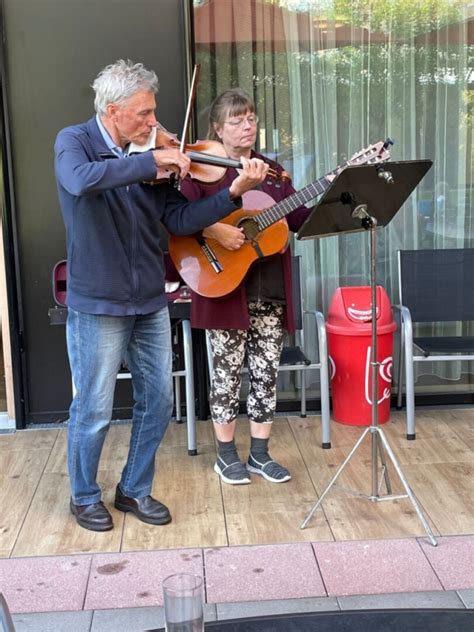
[[169, 140, 392, 298]]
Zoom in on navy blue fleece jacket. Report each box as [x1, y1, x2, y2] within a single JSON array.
[[54, 117, 241, 315]]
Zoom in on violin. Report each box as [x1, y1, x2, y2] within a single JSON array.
[[146, 125, 289, 185]]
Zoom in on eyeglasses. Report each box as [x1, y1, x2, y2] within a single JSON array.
[[223, 115, 259, 128]]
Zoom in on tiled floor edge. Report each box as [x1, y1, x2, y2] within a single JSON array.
[[3, 535, 473, 615]]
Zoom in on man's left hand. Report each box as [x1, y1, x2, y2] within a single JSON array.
[[228, 157, 269, 200]]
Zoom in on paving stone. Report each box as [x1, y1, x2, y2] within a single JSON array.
[[85, 549, 203, 610], [338, 590, 465, 610], [12, 610, 93, 631], [205, 543, 325, 603], [216, 596, 340, 620], [0, 555, 91, 614], [457, 589, 474, 608], [314, 538, 442, 597], [419, 535, 474, 591], [90, 603, 216, 631]]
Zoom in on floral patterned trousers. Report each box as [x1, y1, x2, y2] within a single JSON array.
[[208, 301, 284, 425]]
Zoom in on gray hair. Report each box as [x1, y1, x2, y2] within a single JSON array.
[[92, 59, 159, 115]]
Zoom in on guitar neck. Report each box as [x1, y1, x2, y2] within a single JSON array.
[[256, 162, 348, 230]]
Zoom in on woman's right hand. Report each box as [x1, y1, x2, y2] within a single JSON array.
[[203, 222, 245, 250]]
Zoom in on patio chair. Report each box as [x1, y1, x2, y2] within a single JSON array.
[[50, 260, 198, 455], [206, 255, 331, 448], [395, 248, 474, 439]]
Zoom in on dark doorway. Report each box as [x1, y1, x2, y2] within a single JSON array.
[[0, 0, 193, 425]]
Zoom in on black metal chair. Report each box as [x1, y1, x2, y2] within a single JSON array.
[[206, 255, 331, 448], [395, 248, 474, 439]]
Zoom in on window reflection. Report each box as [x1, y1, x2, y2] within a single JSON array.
[[192, 0, 473, 399]]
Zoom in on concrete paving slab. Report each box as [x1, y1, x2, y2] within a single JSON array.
[[313, 538, 443, 597], [205, 543, 325, 603], [90, 603, 217, 631], [85, 549, 202, 610], [216, 596, 340, 620], [457, 589, 474, 609], [419, 536, 474, 590], [12, 610, 93, 631], [0, 554, 92, 614], [338, 590, 465, 610]]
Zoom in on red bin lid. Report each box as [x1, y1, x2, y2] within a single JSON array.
[[326, 286, 396, 335]]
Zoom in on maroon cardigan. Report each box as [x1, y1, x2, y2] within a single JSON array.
[[179, 151, 311, 333]]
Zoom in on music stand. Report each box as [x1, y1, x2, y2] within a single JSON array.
[[297, 160, 437, 546]]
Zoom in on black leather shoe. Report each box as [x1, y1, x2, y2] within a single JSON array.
[[114, 486, 172, 525], [70, 499, 113, 532]]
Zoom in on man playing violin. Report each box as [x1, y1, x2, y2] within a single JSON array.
[[54, 60, 269, 532], [180, 88, 312, 486]]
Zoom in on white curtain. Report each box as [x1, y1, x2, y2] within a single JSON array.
[[193, 0, 473, 393], [279, 1, 472, 384]]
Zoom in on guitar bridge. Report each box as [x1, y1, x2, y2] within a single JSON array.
[[198, 238, 223, 273]]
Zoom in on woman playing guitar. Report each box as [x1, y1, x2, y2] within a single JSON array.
[[179, 88, 313, 486]]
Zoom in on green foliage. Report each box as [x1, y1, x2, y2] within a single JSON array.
[[333, 0, 464, 36], [256, 0, 465, 36]]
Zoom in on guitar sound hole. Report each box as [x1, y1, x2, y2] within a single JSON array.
[[238, 217, 260, 240]]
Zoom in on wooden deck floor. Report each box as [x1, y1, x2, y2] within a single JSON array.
[[0, 408, 472, 558]]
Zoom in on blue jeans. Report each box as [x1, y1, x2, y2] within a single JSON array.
[[66, 307, 173, 505]]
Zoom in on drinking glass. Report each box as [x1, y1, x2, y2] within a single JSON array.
[[162, 573, 204, 632]]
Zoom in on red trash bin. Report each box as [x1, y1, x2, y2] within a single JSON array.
[[327, 286, 396, 426]]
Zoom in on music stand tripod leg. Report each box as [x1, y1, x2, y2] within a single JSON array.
[[374, 426, 437, 546], [376, 430, 392, 495], [300, 426, 371, 529]]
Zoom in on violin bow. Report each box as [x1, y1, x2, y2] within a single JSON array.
[[174, 64, 201, 189]]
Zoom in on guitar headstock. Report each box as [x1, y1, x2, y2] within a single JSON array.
[[349, 138, 393, 166]]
